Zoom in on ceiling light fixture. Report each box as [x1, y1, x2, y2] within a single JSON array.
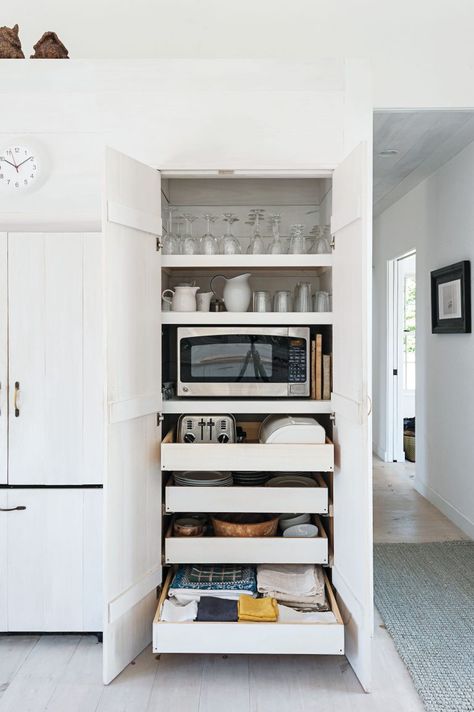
[[378, 148, 399, 157]]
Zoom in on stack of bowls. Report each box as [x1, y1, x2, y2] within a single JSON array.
[[265, 474, 316, 488], [233, 471, 271, 486], [173, 471, 233, 487]]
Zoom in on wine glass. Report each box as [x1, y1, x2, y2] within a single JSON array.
[[267, 214, 285, 254], [182, 214, 199, 255], [221, 213, 241, 254], [162, 206, 180, 255], [315, 225, 332, 254], [200, 214, 219, 255], [288, 224, 305, 254], [247, 209, 266, 254]]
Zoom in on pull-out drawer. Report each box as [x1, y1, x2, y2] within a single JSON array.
[[161, 422, 334, 473], [165, 473, 329, 514], [164, 516, 328, 565], [153, 569, 344, 656]]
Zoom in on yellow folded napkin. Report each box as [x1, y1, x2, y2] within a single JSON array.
[[238, 595, 278, 622]]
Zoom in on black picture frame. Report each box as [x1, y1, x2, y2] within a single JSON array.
[[431, 260, 471, 334]]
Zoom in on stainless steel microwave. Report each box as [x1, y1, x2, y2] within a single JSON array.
[[177, 327, 310, 397]]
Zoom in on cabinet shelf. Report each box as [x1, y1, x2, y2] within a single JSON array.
[[162, 398, 333, 414], [161, 255, 332, 270], [161, 311, 332, 325]]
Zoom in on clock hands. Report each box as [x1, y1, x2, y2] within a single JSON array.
[[16, 156, 34, 169], [0, 155, 32, 172], [0, 158, 18, 170]]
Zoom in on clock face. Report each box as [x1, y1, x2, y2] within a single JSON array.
[[0, 145, 40, 191]]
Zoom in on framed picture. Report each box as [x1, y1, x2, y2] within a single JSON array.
[[431, 260, 471, 334]]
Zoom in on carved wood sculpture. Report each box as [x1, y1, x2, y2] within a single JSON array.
[[30, 31, 69, 59], [0, 24, 25, 58]]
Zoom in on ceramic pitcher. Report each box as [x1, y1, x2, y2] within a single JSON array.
[[210, 273, 252, 312], [162, 285, 199, 311]]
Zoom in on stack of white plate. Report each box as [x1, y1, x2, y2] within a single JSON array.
[[173, 471, 233, 487], [233, 471, 271, 486], [265, 474, 316, 488]]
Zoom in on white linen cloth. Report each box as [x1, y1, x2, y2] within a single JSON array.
[[161, 598, 198, 622], [257, 564, 328, 611], [169, 589, 254, 604], [278, 604, 336, 623]]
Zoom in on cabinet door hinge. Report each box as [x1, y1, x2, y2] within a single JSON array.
[[330, 234, 335, 250], [329, 412, 336, 427], [157, 412, 164, 427], [156, 237, 162, 252]]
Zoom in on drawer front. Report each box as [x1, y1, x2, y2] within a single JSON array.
[[164, 535, 328, 565], [165, 477, 328, 514], [161, 442, 334, 472]]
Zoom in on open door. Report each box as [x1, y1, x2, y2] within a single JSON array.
[[102, 148, 163, 684], [331, 142, 373, 691]]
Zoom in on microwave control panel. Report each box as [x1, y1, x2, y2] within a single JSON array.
[[288, 341, 307, 382]]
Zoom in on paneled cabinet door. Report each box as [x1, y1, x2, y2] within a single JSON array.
[[1, 488, 102, 632], [0, 233, 7, 485], [7, 233, 103, 485]]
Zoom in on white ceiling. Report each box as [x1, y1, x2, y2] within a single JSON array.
[[373, 110, 474, 216]]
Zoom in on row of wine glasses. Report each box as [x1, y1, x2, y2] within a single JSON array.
[[162, 208, 332, 255]]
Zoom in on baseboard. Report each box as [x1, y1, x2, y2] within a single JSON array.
[[373, 443, 388, 462], [414, 479, 474, 540]]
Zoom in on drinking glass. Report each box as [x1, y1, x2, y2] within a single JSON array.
[[267, 214, 285, 254], [252, 290, 271, 312], [200, 214, 219, 255], [315, 225, 332, 254], [221, 213, 241, 254], [288, 224, 305, 254], [314, 291, 330, 312], [247, 209, 266, 254], [182, 214, 199, 255], [273, 290, 292, 312], [162, 206, 180, 255], [294, 282, 312, 312]]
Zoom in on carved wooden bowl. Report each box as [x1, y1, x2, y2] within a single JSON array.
[[211, 513, 279, 537]]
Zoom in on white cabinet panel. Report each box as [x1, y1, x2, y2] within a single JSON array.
[[8, 233, 103, 485], [0, 491, 7, 630], [3, 488, 102, 632], [0, 234, 7, 485]]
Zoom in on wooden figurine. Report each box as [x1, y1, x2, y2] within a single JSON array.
[[0, 24, 25, 58], [30, 31, 69, 59]]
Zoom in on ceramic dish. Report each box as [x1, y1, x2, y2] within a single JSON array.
[[265, 475, 316, 488], [282, 523, 319, 538], [279, 513, 311, 530], [173, 517, 204, 537]]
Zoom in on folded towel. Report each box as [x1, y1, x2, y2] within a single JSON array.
[[238, 595, 278, 622], [171, 565, 257, 593], [197, 596, 238, 622], [161, 598, 197, 622], [278, 604, 336, 623], [170, 590, 255, 604], [256, 563, 328, 611]]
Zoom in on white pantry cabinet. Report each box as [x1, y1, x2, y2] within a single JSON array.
[[0, 488, 102, 631]]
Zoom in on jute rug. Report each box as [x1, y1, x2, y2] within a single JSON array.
[[374, 540, 474, 712]]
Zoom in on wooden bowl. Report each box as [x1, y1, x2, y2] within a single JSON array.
[[211, 513, 279, 538]]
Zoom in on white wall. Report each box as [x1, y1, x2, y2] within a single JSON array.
[[373, 141, 474, 538], [3, 0, 474, 108]]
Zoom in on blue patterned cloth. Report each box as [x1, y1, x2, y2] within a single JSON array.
[[171, 565, 257, 593]]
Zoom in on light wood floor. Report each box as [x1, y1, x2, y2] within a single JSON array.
[[0, 459, 467, 712]]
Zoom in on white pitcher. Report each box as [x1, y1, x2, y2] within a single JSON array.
[[162, 285, 199, 312], [211, 273, 252, 312]]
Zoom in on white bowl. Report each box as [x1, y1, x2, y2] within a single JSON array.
[[279, 513, 311, 531], [282, 523, 319, 538]]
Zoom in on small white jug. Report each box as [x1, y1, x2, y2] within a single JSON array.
[[162, 285, 199, 312]]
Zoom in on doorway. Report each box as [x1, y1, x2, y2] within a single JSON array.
[[387, 251, 416, 462]]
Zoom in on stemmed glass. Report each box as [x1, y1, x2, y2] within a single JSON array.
[[182, 214, 199, 255], [247, 209, 266, 254], [288, 224, 305, 254], [162, 206, 180, 255], [200, 214, 219, 255], [267, 214, 285, 254], [221, 213, 241, 254]]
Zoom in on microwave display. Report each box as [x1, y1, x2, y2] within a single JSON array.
[[177, 327, 310, 397]]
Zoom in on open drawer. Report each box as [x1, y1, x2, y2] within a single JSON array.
[[165, 472, 329, 514], [153, 569, 344, 656], [164, 515, 329, 565], [161, 422, 334, 473]]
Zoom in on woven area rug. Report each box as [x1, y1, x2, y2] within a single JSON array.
[[374, 541, 474, 712]]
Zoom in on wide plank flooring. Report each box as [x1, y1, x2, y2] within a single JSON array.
[[0, 459, 466, 712]]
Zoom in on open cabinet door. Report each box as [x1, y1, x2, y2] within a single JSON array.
[[102, 148, 163, 684], [331, 142, 373, 691]]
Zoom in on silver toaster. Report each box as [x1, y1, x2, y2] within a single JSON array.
[[177, 414, 236, 444]]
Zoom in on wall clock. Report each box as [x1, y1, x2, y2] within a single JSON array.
[[0, 144, 40, 191]]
